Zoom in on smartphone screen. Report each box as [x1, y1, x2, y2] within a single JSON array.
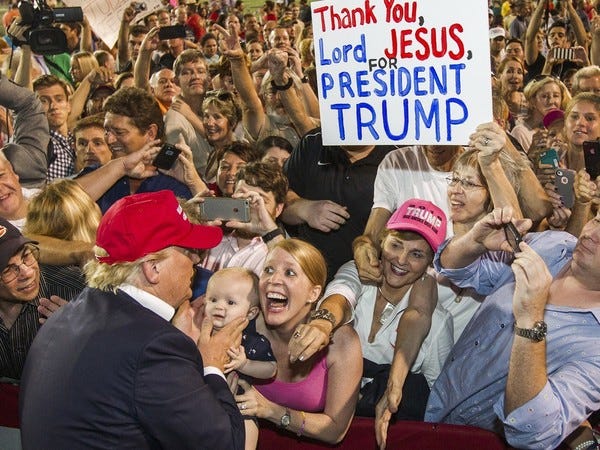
[[539, 149, 559, 168], [583, 140, 600, 179]]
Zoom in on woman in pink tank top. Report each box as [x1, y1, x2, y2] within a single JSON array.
[[234, 239, 362, 445]]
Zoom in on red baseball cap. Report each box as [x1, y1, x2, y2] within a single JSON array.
[[386, 199, 447, 252], [95, 190, 223, 264]]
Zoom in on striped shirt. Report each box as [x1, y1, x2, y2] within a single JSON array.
[[0, 264, 85, 380]]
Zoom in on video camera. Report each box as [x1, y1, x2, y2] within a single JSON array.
[[16, 0, 83, 54]]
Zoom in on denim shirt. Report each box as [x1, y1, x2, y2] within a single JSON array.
[[426, 231, 600, 449]]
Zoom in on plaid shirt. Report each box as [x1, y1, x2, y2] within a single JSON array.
[[46, 130, 75, 182]]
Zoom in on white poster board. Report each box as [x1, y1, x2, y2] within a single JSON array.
[[311, 0, 493, 145], [63, 0, 163, 49]]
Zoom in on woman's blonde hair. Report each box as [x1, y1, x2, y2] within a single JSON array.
[[269, 238, 327, 297], [524, 76, 571, 111], [84, 248, 170, 293], [24, 179, 101, 243], [71, 51, 99, 80]]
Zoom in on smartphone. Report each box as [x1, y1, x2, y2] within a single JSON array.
[[504, 222, 522, 253], [555, 168, 576, 209], [552, 47, 574, 60], [158, 25, 187, 40], [152, 143, 181, 170], [583, 140, 600, 179], [199, 197, 250, 222], [539, 149, 559, 168]]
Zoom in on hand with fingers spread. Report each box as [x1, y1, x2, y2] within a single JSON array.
[[224, 345, 248, 373], [212, 23, 245, 59], [38, 295, 68, 324], [197, 315, 247, 372]]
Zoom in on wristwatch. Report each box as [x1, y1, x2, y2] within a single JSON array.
[[280, 409, 291, 428], [514, 321, 547, 342]]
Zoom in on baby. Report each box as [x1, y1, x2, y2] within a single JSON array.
[[203, 267, 277, 450]]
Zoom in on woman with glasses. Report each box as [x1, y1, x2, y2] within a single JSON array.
[[510, 76, 571, 153]]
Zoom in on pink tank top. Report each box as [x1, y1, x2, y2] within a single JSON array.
[[254, 351, 328, 412]]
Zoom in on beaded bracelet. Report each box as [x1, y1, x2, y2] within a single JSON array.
[[297, 411, 306, 437]]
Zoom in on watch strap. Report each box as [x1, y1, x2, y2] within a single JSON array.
[[262, 227, 284, 243], [514, 321, 547, 342]]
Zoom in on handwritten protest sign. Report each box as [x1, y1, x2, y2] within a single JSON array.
[[311, 0, 492, 145], [63, 0, 162, 49]]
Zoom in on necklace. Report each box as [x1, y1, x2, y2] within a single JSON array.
[[377, 287, 396, 325]]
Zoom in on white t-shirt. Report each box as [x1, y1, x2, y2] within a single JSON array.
[[372, 145, 453, 239], [323, 261, 454, 388]]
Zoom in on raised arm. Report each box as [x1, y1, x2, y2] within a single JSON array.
[[470, 123, 523, 218], [80, 15, 93, 53], [268, 49, 318, 137], [213, 23, 266, 141], [68, 67, 113, 129], [134, 27, 160, 93], [116, 5, 136, 72], [565, 0, 589, 47], [502, 131, 552, 221], [525, 0, 545, 66]]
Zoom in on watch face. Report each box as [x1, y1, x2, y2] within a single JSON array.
[[281, 413, 291, 427]]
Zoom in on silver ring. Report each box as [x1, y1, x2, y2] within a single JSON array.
[[293, 330, 301, 339], [240, 403, 246, 410], [482, 137, 490, 146]]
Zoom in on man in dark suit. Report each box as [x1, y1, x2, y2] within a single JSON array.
[[19, 190, 247, 450]]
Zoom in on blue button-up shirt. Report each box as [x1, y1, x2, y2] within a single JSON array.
[[426, 231, 600, 449]]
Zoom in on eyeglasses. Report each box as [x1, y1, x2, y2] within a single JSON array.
[[445, 176, 486, 190], [1, 245, 40, 284]]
